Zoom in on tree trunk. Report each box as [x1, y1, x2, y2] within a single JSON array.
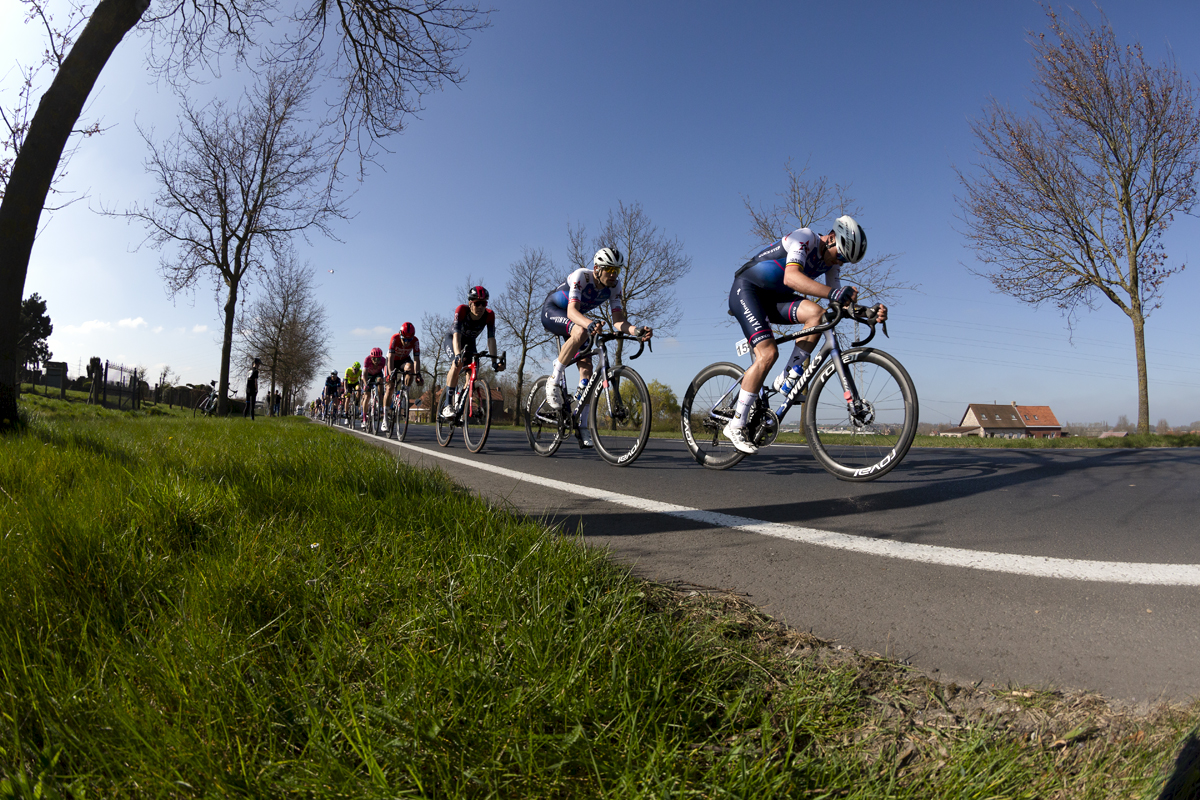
[[218, 281, 240, 415], [0, 0, 150, 430], [515, 347, 528, 419], [1131, 310, 1150, 435]]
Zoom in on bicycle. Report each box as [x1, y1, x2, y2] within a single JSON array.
[[193, 380, 219, 417], [344, 387, 361, 430], [363, 376, 385, 435], [524, 331, 652, 466], [386, 367, 421, 442], [680, 301, 918, 481], [436, 351, 506, 452]]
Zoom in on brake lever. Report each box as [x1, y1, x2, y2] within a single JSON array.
[[881, 321, 889, 338]]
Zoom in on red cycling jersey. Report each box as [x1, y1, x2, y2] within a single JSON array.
[[388, 333, 421, 360], [363, 354, 387, 376]]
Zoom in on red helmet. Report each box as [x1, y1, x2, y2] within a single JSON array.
[[370, 347, 383, 358], [400, 322, 415, 338], [468, 285, 488, 303]]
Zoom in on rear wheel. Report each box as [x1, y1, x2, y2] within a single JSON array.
[[192, 394, 207, 418], [524, 376, 564, 457], [435, 387, 454, 447], [680, 362, 747, 470], [590, 366, 652, 466], [803, 348, 918, 481], [462, 375, 491, 453]]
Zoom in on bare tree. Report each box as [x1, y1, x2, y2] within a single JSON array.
[[235, 248, 328, 414], [419, 309, 454, 405], [118, 62, 343, 413], [0, 0, 489, 428], [744, 158, 911, 303], [955, 7, 1200, 434], [567, 201, 691, 365], [493, 246, 557, 411]]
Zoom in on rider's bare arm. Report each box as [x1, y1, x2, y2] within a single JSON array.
[[782, 264, 837, 299]]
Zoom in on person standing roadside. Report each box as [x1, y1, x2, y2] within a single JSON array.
[[244, 357, 261, 419]]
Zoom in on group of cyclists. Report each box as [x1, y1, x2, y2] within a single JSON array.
[[313, 214, 878, 455]]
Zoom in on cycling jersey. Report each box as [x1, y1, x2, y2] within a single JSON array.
[[451, 306, 495, 343], [323, 375, 342, 397], [363, 354, 387, 376], [388, 333, 421, 361], [545, 268, 625, 315], [344, 367, 361, 386], [736, 227, 841, 293]]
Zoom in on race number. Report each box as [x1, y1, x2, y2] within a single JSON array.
[[734, 338, 750, 357]]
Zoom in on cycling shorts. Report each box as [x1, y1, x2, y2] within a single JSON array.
[[364, 374, 384, 390], [540, 300, 575, 339], [442, 331, 480, 361], [729, 275, 805, 349]]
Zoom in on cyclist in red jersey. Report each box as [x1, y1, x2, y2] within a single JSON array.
[[384, 323, 424, 432], [441, 286, 499, 420]]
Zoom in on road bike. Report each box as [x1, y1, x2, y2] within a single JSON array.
[[680, 301, 917, 481], [341, 387, 360, 430], [436, 351, 506, 452], [193, 380, 220, 417], [363, 377, 385, 435], [524, 331, 652, 466]]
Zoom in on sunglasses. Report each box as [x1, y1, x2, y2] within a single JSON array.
[[470, 299, 486, 306]]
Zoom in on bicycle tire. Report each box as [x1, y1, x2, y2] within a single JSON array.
[[193, 394, 206, 418], [462, 375, 491, 453], [590, 366, 652, 466], [680, 362, 748, 471], [435, 387, 454, 447], [802, 348, 918, 481], [372, 392, 384, 436], [524, 376, 564, 457], [398, 388, 411, 441]]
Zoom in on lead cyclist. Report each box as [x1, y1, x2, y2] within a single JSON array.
[[724, 215, 886, 454]]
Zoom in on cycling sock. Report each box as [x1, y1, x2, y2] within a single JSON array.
[[550, 360, 566, 386], [785, 343, 811, 373], [731, 389, 756, 428]]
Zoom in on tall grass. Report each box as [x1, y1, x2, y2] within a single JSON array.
[[1, 407, 1196, 797]]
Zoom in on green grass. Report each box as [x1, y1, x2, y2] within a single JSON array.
[[2, 397, 1198, 797]]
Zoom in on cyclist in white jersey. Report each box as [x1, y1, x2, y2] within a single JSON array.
[[723, 215, 884, 454], [541, 247, 653, 447]]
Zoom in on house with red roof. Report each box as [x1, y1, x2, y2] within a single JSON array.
[[940, 402, 1063, 439]]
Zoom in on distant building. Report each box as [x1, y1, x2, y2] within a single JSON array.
[[940, 402, 1063, 439]]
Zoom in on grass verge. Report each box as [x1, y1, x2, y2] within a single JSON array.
[[2, 400, 1198, 797]]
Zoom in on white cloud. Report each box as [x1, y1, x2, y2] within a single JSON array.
[[152, 326, 164, 334], [64, 320, 113, 334], [192, 324, 209, 333], [350, 325, 393, 337], [118, 317, 147, 329]]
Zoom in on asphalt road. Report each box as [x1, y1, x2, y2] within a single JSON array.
[[336, 422, 1200, 703]]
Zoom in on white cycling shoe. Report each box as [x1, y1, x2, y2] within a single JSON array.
[[579, 429, 593, 449], [722, 421, 758, 454], [544, 382, 562, 410]]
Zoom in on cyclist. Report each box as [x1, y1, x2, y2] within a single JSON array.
[[385, 322, 425, 431], [322, 370, 342, 420], [440, 287, 499, 420], [342, 361, 362, 418], [363, 346, 388, 428], [723, 215, 883, 454], [541, 247, 653, 448]]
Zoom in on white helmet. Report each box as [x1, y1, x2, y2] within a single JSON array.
[[832, 215, 867, 264], [593, 247, 626, 270]]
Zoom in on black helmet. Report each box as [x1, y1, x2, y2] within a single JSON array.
[[468, 285, 489, 303]]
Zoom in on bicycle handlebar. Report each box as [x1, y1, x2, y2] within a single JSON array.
[[773, 302, 888, 348], [576, 330, 652, 363]]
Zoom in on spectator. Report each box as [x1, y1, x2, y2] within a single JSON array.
[[244, 357, 261, 419]]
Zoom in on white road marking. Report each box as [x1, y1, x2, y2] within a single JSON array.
[[347, 428, 1200, 586]]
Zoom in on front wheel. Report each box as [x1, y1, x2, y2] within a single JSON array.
[[462, 375, 491, 453], [435, 387, 454, 447], [397, 388, 411, 442], [590, 366, 652, 466], [803, 348, 918, 481], [524, 376, 564, 457], [680, 362, 748, 470]]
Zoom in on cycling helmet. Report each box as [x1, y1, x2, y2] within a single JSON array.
[[593, 247, 625, 270], [832, 215, 867, 264], [400, 322, 415, 338], [468, 285, 489, 303], [352, 361, 361, 370], [330, 371, 337, 377], [370, 347, 383, 358]]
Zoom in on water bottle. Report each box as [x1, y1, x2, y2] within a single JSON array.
[[573, 377, 589, 403], [773, 365, 802, 395]]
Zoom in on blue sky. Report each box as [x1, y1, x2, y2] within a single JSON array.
[[5, 0, 1200, 426]]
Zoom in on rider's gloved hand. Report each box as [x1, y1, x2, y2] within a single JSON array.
[[586, 320, 603, 337], [452, 352, 464, 366], [637, 325, 653, 342], [828, 285, 857, 307]]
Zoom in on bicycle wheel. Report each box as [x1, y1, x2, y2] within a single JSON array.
[[461, 375, 492, 453], [372, 393, 384, 436], [680, 362, 748, 470], [397, 388, 411, 442], [590, 366, 652, 466], [802, 348, 918, 481], [435, 387, 454, 447], [193, 394, 206, 417], [524, 376, 564, 457]]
